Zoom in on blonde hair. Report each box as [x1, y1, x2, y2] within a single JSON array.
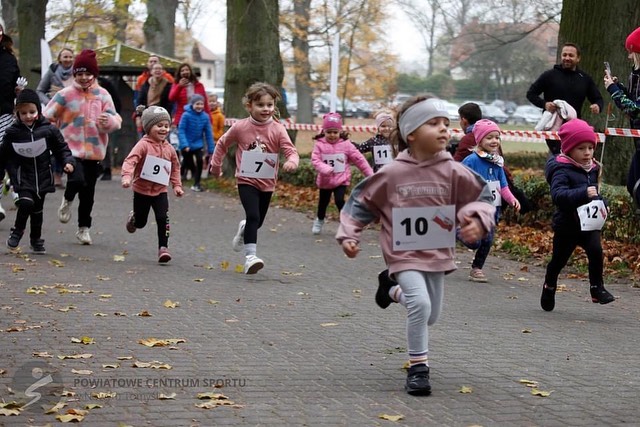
[[632, 52, 640, 70]]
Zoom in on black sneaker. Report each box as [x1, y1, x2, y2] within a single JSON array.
[[540, 283, 556, 312], [30, 239, 46, 254], [405, 364, 431, 396], [376, 270, 396, 309], [591, 286, 615, 305], [6, 228, 23, 249]]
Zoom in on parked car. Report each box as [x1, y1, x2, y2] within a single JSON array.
[[509, 105, 543, 125], [480, 105, 509, 123], [442, 101, 460, 122], [490, 99, 517, 114]]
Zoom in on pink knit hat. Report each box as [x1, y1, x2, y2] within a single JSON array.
[[558, 119, 597, 154], [472, 119, 501, 144], [322, 112, 342, 130], [625, 27, 640, 53]]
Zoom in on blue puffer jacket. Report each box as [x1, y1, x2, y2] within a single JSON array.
[[545, 156, 605, 232], [178, 105, 214, 153]]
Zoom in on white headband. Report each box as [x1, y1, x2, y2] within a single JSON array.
[[399, 98, 450, 140]]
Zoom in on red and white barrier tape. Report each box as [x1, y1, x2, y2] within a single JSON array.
[[223, 119, 639, 143]]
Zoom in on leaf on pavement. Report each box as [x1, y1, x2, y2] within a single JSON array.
[[117, 356, 133, 360], [71, 336, 95, 345], [208, 300, 219, 305], [49, 259, 65, 267], [138, 338, 186, 347], [531, 388, 553, 397], [194, 278, 205, 282], [92, 392, 116, 399], [45, 400, 67, 414], [102, 363, 120, 369], [136, 310, 152, 317], [163, 300, 179, 308], [220, 261, 230, 271], [234, 264, 244, 273], [33, 351, 53, 358], [94, 313, 108, 317], [521, 329, 532, 333], [518, 379, 539, 387], [459, 385, 473, 393], [85, 403, 103, 409], [71, 369, 93, 375], [197, 392, 229, 400], [26, 287, 46, 294], [321, 322, 338, 327], [158, 392, 176, 400], [58, 353, 92, 360], [113, 255, 125, 262], [378, 414, 405, 421], [99, 294, 112, 299]]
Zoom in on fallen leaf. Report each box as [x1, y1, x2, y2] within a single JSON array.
[[158, 392, 176, 399], [33, 351, 54, 358], [85, 403, 103, 409], [163, 300, 179, 308], [58, 305, 76, 312], [12, 266, 26, 273], [57, 353, 92, 360], [531, 388, 553, 397], [92, 392, 116, 399], [521, 329, 532, 333], [56, 408, 88, 422], [94, 313, 108, 317], [49, 259, 65, 267], [208, 300, 219, 305], [99, 294, 112, 299], [220, 261, 230, 271], [61, 390, 76, 397], [133, 360, 172, 369], [234, 264, 244, 273], [517, 277, 529, 282], [197, 246, 206, 252], [114, 312, 127, 316], [138, 338, 186, 347], [97, 275, 111, 281], [459, 385, 473, 394], [519, 379, 539, 387], [378, 413, 405, 421], [102, 363, 120, 369], [71, 336, 95, 345], [321, 322, 338, 327], [71, 369, 93, 375], [0, 407, 21, 416], [197, 392, 229, 400], [136, 310, 152, 317], [117, 356, 133, 360], [193, 278, 205, 282], [113, 255, 125, 262], [45, 400, 67, 414], [26, 287, 46, 294]]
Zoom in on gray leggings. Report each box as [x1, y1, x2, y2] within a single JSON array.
[[396, 270, 444, 357]]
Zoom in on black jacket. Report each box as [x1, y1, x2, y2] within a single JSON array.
[[545, 156, 604, 232], [0, 44, 20, 115], [527, 65, 604, 118], [0, 116, 75, 196], [138, 79, 173, 113]]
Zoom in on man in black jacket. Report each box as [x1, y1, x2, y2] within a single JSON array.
[[527, 43, 603, 155]]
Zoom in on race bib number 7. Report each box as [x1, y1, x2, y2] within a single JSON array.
[[239, 151, 278, 178], [392, 205, 456, 251]]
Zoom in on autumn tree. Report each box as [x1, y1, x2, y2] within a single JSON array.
[[143, 0, 178, 56], [15, 0, 48, 86], [559, 0, 640, 185]]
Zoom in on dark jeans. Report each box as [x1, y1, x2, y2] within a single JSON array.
[[182, 148, 203, 186], [15, 191, 45, 240], [471, 208, 501, 270], [316, 185, 347, 220], [132, 191, 170, 248], [237, 184, 273, 245], [64, 159, 102, 228], [545, 229, 603, 288]]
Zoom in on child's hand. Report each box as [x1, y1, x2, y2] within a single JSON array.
[[341, 240, 360, 258], [122, 179, 131, 188], [182, 147, 190, 153], [209, 165, 222, 178], [63, 163, 74, 173], [97, 113, 109, 127], [282, 160, 297, 172], [175, 187, 184, 197], [512, 199, 521, 213], [587, 186, 598, 198], [458, 215, 484, 243]]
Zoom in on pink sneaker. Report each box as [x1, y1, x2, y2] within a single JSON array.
[[469, 268, 488, 283], [158, 247, 172, 263]]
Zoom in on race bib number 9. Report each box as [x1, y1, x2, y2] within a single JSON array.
[[322, 153, 346, 173], [140, 155, 171, 185], [577, 200, 607, 231], [392, 205, 456, 251], [12, 138, 47, 158], [373, 145, 393, 165], [239, 151, 278, 178]]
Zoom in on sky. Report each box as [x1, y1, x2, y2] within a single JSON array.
[[191, 3, 425, 65]]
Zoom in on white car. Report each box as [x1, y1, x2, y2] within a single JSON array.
[[509, 105, 543, 125]]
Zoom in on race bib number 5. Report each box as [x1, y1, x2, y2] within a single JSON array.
[[577, 200, 607, 231], [392, 205, 456, 251], [239, 151, 278, 178], [140, 155, 171, 185]]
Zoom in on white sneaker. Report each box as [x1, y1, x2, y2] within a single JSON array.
[[312, 218, 324, 235], [0, 203, 5, 222], [76, 227, 92, 245], [232, 220, 246, 252], [244, 255, 264, 274], [58, 197, 72, 223]]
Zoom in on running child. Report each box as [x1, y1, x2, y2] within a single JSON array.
[[540, 119, 614, 311], [0, 89, 75, 253], [461, 119, 520, 282], [121, 106, 184, 263], [353, 110, 396, 172], [209, 82, 299, 274], [178, 94, 214, 192], [337, 96, 495, 395], [310, 112, 373, 234]]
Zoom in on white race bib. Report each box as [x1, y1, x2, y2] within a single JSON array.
[[322, 153, 346, 173], [12, 138, 47, 158], [239, 151, 278, 178], [140, 155, 171, 185], [392, 205, 456, 251], [487, 181, 502, 207], [373, 144, 393, 165], [577, 200, 607, 231]]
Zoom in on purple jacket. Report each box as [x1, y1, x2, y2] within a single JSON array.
[[311, 137, 373, 189]]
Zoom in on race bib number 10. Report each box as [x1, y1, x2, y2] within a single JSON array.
[[239, 151, 278, 178], [392, 205, 456, 251]]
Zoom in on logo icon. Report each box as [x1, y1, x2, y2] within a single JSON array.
[[11, 361, 64, 413]]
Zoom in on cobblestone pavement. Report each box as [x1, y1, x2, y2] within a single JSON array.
[[0, 179, 639, 426]]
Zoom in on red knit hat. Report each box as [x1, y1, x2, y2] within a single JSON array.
[[625, 27, 640, 53], [73, 49, 99, 76], [558, 119, 597, 154]]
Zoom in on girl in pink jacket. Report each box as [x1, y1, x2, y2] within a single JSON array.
[[337, 96, 495, 396], [310, 113, 373, 235]]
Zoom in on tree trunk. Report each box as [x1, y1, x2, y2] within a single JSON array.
[[292, 0, 313, 125], [112, 0, 131, 43], [559, 0, 640, 185], [16, 0, 47, 88], [1, 0, 18, 36], [225, 0, 289, 174], [143, 0, 178, 57]]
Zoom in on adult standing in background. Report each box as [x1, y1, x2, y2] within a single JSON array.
[[133, 54, 174, 136], [527, 43, 603, 155], [137, 62, 173, 115], [169, 62, 209, 128], [604, 27, 640, 209], [0, 17, 22, 222]]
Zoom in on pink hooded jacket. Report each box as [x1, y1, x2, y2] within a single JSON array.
[[121, 135, 183, 196], [337, 150, 496, 275], [311, 137, 373, 189]]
